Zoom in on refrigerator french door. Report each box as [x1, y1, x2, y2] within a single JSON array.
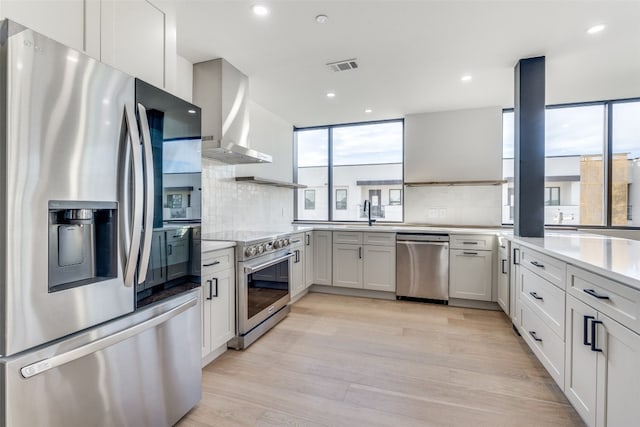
[[0, 20, 201, 426]]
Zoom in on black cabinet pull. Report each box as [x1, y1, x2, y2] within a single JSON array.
[[463, 241, 479, 245], [591, 320, 603, 352], [463, 251, 478, 256], [583, 315, 595, 346], [206, 279, 213, 300], [529, 291, 543, 301], [306, 234, 310, 246], [530, 261, 544, 268], [212, 278, 219, 298], [501, 259, 508, 274], [584, 289, 610, 300], [513, 248, 520, 265], [203, 260, 221, 267], [528, 331, 543, 342], [295, 250, 300, 263], [358, 247, 362, 259]]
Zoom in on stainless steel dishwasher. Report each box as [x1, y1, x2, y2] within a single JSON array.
[[396, 234, 449, 302]]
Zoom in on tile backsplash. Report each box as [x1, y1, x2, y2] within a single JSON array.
[[202, 158, 293, 233]]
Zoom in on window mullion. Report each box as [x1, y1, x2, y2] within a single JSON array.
[[605, 102, 613, 227], [328, 126, 334, 222]]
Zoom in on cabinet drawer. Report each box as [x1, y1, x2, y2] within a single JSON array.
[[363, 232, 395, 246], [520, 267, 566, 339], [450, 234, 495, 250], [519, 301, 565, 389], [333, 231, 363, 245], [520, 247, 566, 289], [202, 248, 234, 274], [567, 265, 640, 334], [289, 233, 305, 248]]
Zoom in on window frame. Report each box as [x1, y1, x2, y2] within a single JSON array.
[[335, 188, 348, 210], [293, 118, 405, 223], [502, 96, 640, 229], [389, 188, 402, 206], [544, 187, 560, 206], [304, 189, 316, 210]]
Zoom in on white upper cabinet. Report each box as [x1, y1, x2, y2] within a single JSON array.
[[0, 0, 87, 52], [100, 0, 165, 88]]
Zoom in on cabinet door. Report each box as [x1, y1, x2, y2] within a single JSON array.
[[290, 249, 306, 299], [510, 245, 521, 322], [363, 245, 396, 292], [596, 313, 640, 427], [206, 268, 235, 350], [166, 234, 189, 280], [497, 247, 509, 314], [313, 231, 332, 285], [565, 295, 598, 427], [449, 249, 493, 301], [304, 232, 313, 287], [333, 244, 363, 289], [100, 0, 165, 88], [201, 283, 212, 357]]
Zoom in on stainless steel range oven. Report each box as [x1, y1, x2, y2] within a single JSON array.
[[228, 234, 293, 349]]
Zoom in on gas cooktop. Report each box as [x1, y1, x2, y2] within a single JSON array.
[[201, 230, 293, 245]]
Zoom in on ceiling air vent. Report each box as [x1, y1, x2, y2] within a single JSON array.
[[326, 59, 358, 72]]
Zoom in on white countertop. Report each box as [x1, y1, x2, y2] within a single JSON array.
[[291, 223, 503, 235], [505, 231, 640, 292]]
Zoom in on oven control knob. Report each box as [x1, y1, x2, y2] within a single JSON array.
[[265, 242, 273, 251], [256, 244, 265, 254], [273, 240, 281, 249], [283, 238, 290, 247], [245, 246, 257, 257]]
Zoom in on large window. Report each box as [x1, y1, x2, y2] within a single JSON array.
[[503, 99, 640, 228], [295, 120, 404, 222]]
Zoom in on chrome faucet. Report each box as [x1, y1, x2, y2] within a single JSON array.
[[363, 200, 376, 226]]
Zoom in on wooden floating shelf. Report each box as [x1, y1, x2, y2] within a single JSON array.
[[404, 180, 507, 187], [235, 176, 307, 189]]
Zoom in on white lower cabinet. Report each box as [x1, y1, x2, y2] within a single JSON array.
[[313, 231, 332, 285], [332, 244, 363, 288], [449, 249, 493, 301], [304, 232, 313, 288], [332, 232, 396, 292], [290, 235, 306, 299], [565, 294, 640, 427], [201, 248, 235, 364]]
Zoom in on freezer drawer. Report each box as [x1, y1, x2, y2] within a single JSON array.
[[0, 290, 201, 427]]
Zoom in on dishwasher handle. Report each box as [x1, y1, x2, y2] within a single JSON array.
[[397, 240, 449, 247]]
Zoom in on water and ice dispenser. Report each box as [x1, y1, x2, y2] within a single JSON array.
[[48, 201, 117, 292]]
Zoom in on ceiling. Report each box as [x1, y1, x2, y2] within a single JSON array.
[[176, 1, 640, 128]]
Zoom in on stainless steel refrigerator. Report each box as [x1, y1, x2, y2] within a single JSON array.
[[0, 20, 202, 426]]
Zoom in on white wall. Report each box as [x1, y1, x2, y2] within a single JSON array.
[[403, 106, 503, 226], [202, 102, 294, 233], [176, 55, 194, 102]]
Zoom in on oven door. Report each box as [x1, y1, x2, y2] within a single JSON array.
[[238, 252, 294, 335]]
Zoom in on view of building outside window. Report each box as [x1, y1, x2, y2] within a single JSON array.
[[612, 101, 640, 226], [295, 121, 403, 222], [502, 105, 606, 225], [296, 129, 328, 220]]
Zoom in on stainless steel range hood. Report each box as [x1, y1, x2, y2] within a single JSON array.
[[194, 58, 272, 164]]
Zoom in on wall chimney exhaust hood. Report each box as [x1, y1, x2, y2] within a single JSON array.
[[193, 58, 272, 164]]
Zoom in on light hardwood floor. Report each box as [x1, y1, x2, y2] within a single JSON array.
[[178, 293, 584, 427]]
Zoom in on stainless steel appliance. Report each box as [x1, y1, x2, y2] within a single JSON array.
[[396, 234, 450, 302], [0, 20, 201, 426], [205, 231, 294, 349]]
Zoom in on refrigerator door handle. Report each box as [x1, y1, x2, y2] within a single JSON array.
[[136, 103, 155, 284], [123, 103, 144, 288], [20, 297, 198, 379]]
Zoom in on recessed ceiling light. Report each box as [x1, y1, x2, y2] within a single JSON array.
[[188, 109, 197, 114], [461, 74, 472, 82], [326, 92, 336, 98], [315, 14, 328, 24], [587, 24, 606, 35], [252, 4, 269, 16], [365, 109, 372, 113]]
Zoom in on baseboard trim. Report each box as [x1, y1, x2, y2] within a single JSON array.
[[448, 298, 501, 311], [309, 284, 396, 300]]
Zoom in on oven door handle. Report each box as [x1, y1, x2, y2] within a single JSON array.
[[244, 253, 294, 274]]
